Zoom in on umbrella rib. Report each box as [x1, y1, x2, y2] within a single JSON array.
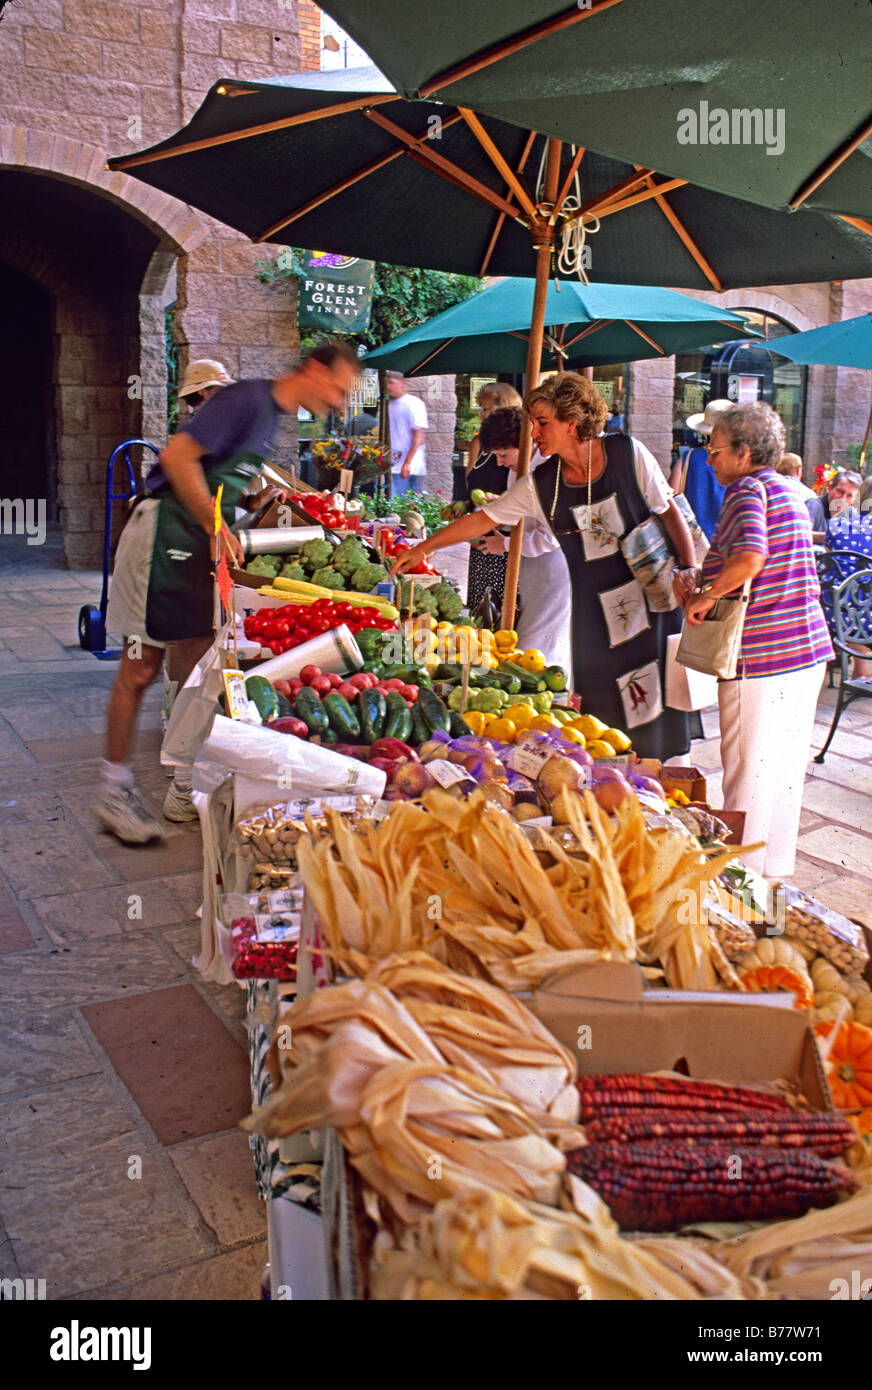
[[789, 113, 872, 211], [419, 0, 626, 98], [479, 131, 537, 276], [109, 93, 399, 170], [576, 168, 656, 218], [366, 109, 522, 220], [563, 320, 611, 349], [457, 108, 539, 220], [586, 177, 687, 220], [634, 167, 723, 292], [254, 111, 466, 240], [553, 147, 586, 217], [406, 339, 457, 374], [840, 215, 872, 240], [624, 320, 665, 354]]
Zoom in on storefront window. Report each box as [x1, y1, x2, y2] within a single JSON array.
[[673, 310, 808, 461]]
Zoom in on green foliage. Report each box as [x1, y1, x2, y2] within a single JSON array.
[[254, 249, 481, 351], [165, 303, 180, 435], [398, 489, 450, 536], [846, 442, 871, 475]]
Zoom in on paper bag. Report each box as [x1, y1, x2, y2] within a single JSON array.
[[161, 629, 232, 769]]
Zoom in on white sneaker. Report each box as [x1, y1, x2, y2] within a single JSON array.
[[163, 781, 198, 822], [96, 784, 164, 844]]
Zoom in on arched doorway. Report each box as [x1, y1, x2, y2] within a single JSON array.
[[0, 262, 58, 522]]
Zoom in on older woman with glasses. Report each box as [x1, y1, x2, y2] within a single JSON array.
[[678, 403, 833, 879], [392, 373, 697, 759]]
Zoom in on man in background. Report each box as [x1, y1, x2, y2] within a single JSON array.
[[97, 341, 359, 845], [177, 358, 235, 413], [776, 452, 825, 532], [387, 372, 427, 498]]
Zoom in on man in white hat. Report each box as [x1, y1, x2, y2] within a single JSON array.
[[669, 398, 731, 542], [177, 359, 235, 412]]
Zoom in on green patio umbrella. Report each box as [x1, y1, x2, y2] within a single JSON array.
[[109, 66, 872, 627], [363, 276, 753, 375], [771, 311, 872, 462], [318, 0, 872, 220]]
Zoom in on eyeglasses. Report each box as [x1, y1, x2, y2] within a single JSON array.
[[704, 445, 729, 460]]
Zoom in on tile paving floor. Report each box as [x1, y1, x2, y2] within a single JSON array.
[[0, 531, 870, 1301]]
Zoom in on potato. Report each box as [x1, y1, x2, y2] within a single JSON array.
[[538, 755, 588, 803]]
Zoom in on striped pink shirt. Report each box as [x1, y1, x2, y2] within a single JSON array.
[[701, 469, 833, 679]]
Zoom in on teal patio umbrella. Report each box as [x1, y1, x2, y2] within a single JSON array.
[[319, 0, 872, 220], [772, 312, 872, 462], [363, 276, 753, 375]]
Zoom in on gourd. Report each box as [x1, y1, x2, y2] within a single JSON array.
[[810, 956, 871, 1004], [737, 937, 811, 978], [813, 990, 853, 1025], [815, 1021, 872, 1109], [787, 936, 818, 963], [739, 964, 814, 1010], [854, 995, 872, 1028]]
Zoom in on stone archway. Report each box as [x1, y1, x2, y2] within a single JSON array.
[[0, 129, 211, 566]]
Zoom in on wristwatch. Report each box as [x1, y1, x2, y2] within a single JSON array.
[[696, 583, 715, 596]]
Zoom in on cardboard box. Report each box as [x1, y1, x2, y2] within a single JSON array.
[[530, 960, 831, 1109], [659, 764, 708, 804]]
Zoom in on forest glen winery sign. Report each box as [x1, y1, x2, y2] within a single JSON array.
[[297, 251, 374, 334]]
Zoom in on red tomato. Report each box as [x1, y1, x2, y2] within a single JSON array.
[[308, 618, 332, 635], [399, 684, 418, 701], [336, 682, 358, 702], [288, 678, 304, 696], [309, 675, 333, 696], [348, 673, 373, 691], [326, 672, 343, 689], [333, 603, 353, 618], [299, 665, 321, 685]]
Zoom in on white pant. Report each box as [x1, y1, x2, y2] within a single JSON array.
[[517, 547, 573, 678], [718, 662, 826, 879]]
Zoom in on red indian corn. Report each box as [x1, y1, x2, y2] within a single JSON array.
[[577, 1073, 790, 1119], [582, 1107, 853, 1157], [567, 1141, 851, 1231]]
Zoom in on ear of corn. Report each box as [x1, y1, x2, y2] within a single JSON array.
[[582, 1106, 853, 1156], [577, 1073, 788, 1117], [568, 1141, 850, 1230]]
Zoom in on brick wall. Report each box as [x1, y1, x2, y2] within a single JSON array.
[[0, 0, 304, 566], [297, 0, 322, 70]]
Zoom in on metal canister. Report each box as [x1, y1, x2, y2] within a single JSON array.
[[237, 526, 326, 556]]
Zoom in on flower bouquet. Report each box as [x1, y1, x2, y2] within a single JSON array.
[[310, 437, 392, 489]]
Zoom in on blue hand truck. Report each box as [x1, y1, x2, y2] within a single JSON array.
[[77, 439, 160, 659]]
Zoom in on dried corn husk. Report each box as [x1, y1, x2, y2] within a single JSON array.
[[711, 1188, 872, 1299], [363, 953, 579, 1122], [368, 1185, 722, 1301]]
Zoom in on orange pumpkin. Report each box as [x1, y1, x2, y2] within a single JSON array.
[[849, 1108, 872, 1139], [739, 964, 814, 1010], [816, 1021, 872, 1109]]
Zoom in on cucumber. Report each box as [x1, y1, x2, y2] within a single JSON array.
[[359, 688, 387, 744], [275, 692, 294, 718], [418, 687, 451, 734], [449, 711, 473, 738], [383, 692, 413, 743], [245, 674, 280, 722], [312, 727, 338, 746], [498, 661, 546, 692], [409, 701, 429, 746], [323, 692, 360, 740], [293, 687, 329, 735]]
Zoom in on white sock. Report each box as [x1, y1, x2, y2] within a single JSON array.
[[173, 768, 193, 793], [101, 760, 134, 788]]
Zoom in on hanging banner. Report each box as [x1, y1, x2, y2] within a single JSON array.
[[296, 251, 374, 334]]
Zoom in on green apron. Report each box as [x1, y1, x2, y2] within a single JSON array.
[[145, 451, 263, 642]]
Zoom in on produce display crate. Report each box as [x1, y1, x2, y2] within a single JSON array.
[[529, 959, 832, 1109]]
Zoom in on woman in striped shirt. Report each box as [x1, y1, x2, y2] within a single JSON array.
[[677, 403, 833, 878]]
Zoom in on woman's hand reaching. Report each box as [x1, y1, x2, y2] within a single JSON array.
[[390, 544, 431, 579], [683, 592, 717, 626]]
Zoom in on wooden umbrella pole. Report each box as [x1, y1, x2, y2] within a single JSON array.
[[501, 136, 561, 631]]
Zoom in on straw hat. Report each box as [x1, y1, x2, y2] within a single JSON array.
[[178, 359, 235, 397], [685, 398, 732, 435]]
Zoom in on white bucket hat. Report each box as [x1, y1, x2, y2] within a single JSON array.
[[685, 398, 732, 435], [178, 359, 235, 398]]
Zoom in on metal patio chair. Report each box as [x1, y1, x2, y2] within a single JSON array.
[[814, 547, 872, 688], [814, 566, 872, 762]]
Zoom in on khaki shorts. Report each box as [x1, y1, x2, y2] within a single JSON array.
[[107, 500, 166, 649]]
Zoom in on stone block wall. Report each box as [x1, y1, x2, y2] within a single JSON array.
[[0, 0, 305, 566], [404, 377, 458, 497]]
